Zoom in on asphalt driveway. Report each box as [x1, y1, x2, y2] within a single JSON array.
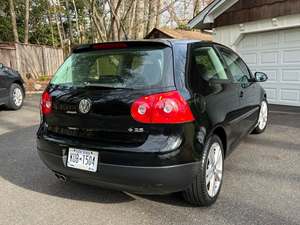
[[0, 95, 299, 225]]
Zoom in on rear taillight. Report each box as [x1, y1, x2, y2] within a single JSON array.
[[41, 91, 52, 115], [131, 91, 195, 124]]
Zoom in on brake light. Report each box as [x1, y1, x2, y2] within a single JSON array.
[[131, 91, 195, 124], [92, 43, 128, 50], [41, 91, 52, 115]]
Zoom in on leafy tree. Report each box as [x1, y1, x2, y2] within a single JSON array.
[[0, 0, 212, 47]]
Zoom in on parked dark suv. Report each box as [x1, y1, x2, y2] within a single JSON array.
[[0, 63, 25, 110], [37, 40, 268, 206]]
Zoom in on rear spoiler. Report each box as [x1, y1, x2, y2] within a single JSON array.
[[73, 40, 172, 53]]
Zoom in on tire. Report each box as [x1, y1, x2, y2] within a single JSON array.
[[183, 135, 224, 206], [6, 83, 24, 110], [252, 100, 268, 134]]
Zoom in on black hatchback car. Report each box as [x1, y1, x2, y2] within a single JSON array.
[[0, 63, 25, 110], [37, 40, 268, 206]]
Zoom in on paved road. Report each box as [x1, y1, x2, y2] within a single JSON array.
[[0, 95, 299, 225]]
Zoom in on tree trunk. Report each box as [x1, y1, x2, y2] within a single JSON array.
[[72, 0, 81, 43], [46, 9, 55, 46], [193, 0, 200, 17], [168, 2, 181, 27], [53, 2, 64, 48], [120, 0, 135, 39], [90, 0, 107, 42], [9, 0, 19, 43], [56, 18, 64, 48], [155, 0, 161, 28], [108, 0, 122, 41], [146, 0, 155, 34], [24, 0, 30, 44], [134, 0, 144, 39], [65, 0, 73, 44], [56, 0, 66, 41], [128, 0, 137, 39]]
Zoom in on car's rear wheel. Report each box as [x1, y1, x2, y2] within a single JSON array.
[[183, 135, 224, 206], [252, 100, 268, 134], [7, 83, 24, 110]]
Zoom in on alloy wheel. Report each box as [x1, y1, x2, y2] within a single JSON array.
[[13, 87, 23, 107], [206, 142, 223, 198], [258, 101, 268, 130]]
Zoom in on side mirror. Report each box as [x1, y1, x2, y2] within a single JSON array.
[[255, 72, 268, 82], [0, 63, 3, 69]]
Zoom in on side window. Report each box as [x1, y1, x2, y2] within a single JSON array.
[[218, 48, 251, 83], [192, 47, 228, 81]]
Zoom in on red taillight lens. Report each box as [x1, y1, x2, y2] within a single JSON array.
[[41, 91, 52, 115], [131, 91, 195, 124], [92, 43, 128, 50]]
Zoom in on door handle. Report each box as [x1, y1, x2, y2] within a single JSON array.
[[240, 91, 244, 98]]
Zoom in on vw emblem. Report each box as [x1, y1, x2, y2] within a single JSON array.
[[78, 98, 92, 114]]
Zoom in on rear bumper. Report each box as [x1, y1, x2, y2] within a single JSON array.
[[37, 120, 202, 194], [38, 149, 200, 194]]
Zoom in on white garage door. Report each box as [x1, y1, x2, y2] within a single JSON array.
[[237, 28, 300, 106]]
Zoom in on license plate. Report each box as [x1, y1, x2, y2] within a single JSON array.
[[67, 148, 99, 172]]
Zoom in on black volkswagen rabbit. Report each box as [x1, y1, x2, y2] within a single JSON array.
[[0, 63, 25, 110], [37, 40, 268, 206]]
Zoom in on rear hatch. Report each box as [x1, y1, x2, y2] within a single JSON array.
[[42, 41, 183, 151]]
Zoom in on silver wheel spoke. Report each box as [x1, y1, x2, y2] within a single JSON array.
[[206, 167, 214, 185], [215, 169, 222, 181], [209, 175, 215, 197], [209, 150, 215, 165], [215, 148, 222, 165]]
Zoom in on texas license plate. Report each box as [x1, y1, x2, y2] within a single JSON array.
[[67, 148, 99, 172]]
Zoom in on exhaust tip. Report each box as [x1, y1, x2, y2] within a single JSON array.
[[54, 172, 68, 182]]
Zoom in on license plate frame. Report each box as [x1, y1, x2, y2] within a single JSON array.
[[67, 148, 99, 172]]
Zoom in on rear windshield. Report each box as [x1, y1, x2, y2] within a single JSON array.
[[50, 47, 174, 89]]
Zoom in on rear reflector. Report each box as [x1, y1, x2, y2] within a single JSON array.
[[41, 91, 52, 115], [131, 91, 195, 124]]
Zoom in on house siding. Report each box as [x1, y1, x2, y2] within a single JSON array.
[[213, 14, 300, 49], [215, 0, 300, 27]]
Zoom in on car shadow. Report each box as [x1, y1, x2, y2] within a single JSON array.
[[0, 125, 135, 204], [0, 105, 7, 111], [0, 125, 199, 207], [136, 192, 197, 208]]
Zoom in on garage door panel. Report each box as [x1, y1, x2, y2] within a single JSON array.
[[280, 89, 300, 102], [283, 49, 300, 63], [282, 70, 300, 82], [239, 34, 257, 49], [241, 52, 257, 65], [261, 51, 279, 64], [263, 70, 278, 82], [265, 88, 278, 102], [261, 32, 279, 47], [283, 29, 300, 45], [237, 28, 300, 106]]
